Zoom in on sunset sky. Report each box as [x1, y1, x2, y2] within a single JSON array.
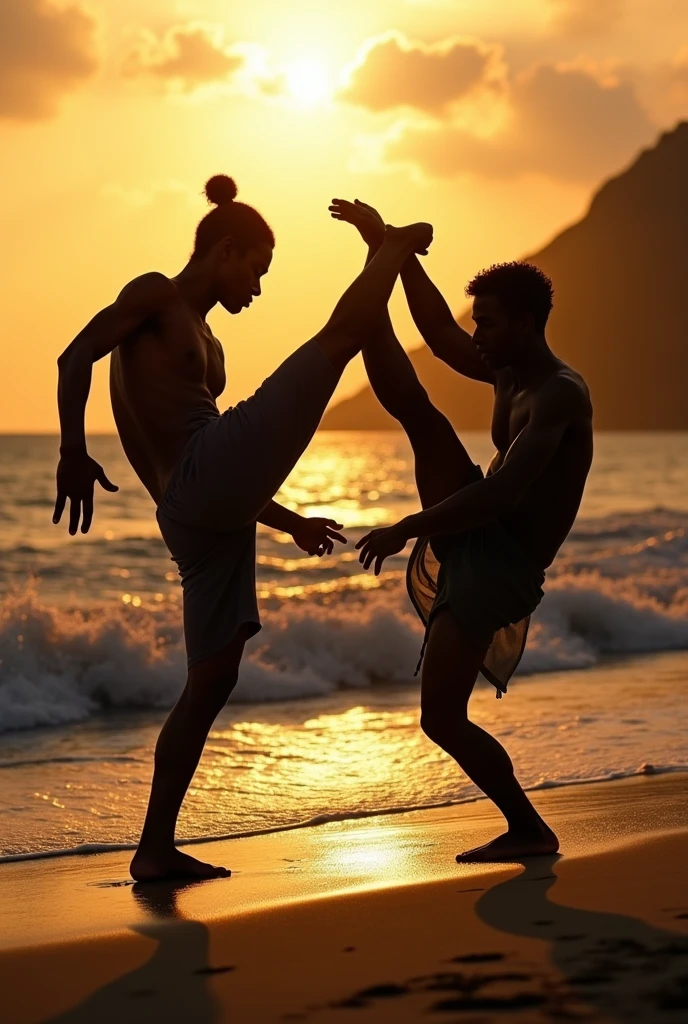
[[2, 0, 688, 432]]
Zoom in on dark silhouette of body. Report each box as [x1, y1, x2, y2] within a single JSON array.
[[330, 198, 592, 862], [54, 175, 433, 882]]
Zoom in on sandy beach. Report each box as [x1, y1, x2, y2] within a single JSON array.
[[1, 772, 687, 1023]]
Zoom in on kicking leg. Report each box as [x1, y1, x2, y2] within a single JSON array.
[[130, 628, 248, 882], [312, 221, 433, 374], [195, 221, 436, 529], [331, 199, 475, 507], [362, 315, 477, 508], [420, 609, 559, 862]]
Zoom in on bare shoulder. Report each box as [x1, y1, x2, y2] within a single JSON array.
[[538, 365, 592, 420], [115, 272, 178, 312]]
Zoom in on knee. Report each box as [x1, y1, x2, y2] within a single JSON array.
[[186, 666, 239, 716], [420, 707, 469, 749], [420, 708, 448, 747]]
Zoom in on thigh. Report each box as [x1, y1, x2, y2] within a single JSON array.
[[421, 609, 488, 718], [208, 339, 343, 525], [406, 405, 478, 509]]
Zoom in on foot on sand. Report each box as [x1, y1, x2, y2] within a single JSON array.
[[130, 848, 231, 883], [385, 222, 433, 255], [456, 825, 559, 863]]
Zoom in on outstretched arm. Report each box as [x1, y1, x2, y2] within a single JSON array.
[[54, 272, 175, 534], [400, 256, 494, 384], [258, 500, 346, 557], [357, 376, 588, 572]]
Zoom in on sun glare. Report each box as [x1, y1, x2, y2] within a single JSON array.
[[284, 58, 331, 108]]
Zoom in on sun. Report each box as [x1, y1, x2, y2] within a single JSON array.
[[283, 58, 331, 108]]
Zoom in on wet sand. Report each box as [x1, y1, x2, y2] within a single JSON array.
[[1, 773, 687, 1022]]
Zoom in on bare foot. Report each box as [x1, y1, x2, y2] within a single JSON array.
[[385, 222, 433, 255], [130, 848, 231, 883], [456, 824, 559, 863]]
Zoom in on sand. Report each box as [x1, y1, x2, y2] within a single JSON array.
[[1, 772, 687, 1023]]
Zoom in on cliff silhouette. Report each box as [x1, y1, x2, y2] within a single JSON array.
[[322, 122, 688, 430]]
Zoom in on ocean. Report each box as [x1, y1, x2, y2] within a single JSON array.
[[1, 431, 687, 860]]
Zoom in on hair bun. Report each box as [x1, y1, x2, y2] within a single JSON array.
[[205, 175, 238, 206]]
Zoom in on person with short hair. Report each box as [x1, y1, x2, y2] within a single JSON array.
[[330, 198, 593, 862], [54, 176, 433, 882]]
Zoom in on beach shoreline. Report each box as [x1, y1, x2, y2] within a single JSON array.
[[1, 772, 687, 1022]]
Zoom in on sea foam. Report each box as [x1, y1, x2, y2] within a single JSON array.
[[1, 555, 687, 733]]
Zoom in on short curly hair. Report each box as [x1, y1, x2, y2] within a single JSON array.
[[466, 262, 554, 332]]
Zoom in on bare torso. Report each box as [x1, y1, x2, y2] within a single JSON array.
[[486, 362, 593, 569], [109, 277, 226, 504]]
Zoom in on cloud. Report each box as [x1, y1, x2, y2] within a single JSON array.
[[101, 179, 200, 210], [340, 31, 502, 114], [549, 0, 625, 35], [387, 62, 655, 182], [123, 24, 244, 91], [0, 0, 98, 121]]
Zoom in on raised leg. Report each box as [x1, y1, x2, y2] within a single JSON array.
[[420, 609, 559, 861], [361, 314, 476, 508], [130, 628, 248, 882], [313, 222, 433, 373]]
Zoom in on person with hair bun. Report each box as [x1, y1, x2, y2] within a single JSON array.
[[54, 174, 433, 882]]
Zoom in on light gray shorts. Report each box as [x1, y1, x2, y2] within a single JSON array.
[[157, 339, 339, 667]]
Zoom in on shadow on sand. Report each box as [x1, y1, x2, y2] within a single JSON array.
[[47, 883, 228, 1024], [46, 855, 688, 1022], [331, 856, 688, 1019]]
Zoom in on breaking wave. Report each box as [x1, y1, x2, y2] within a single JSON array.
[[1, 524, 687, 734]]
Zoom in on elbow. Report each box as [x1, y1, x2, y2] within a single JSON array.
[[57, 336, 90, 369]]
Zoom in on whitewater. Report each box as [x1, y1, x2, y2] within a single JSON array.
[[0, 431, 687, 857]]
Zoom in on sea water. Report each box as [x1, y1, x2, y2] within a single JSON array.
[[0, 432, 687, 858]]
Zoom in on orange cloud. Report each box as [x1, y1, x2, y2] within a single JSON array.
[[340, 31, 503, 114], [388, 62, 655, 182], [0, 0, 98, 121], [122, 24, 244, 91], [549, 0, 625, 35]]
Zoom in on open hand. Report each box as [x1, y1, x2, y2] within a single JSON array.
[[356, 523, 408, 575], [292, 517, 347, 557], [329, 198, 386, 250], [53, 450, 118, 535]]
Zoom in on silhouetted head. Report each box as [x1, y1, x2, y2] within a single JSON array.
[[467, 262, 554, 370], [192, 175, 275, 314]]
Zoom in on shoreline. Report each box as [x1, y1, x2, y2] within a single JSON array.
[[1, 773, 687, 1022], [3, 760, 688, 867], [2, 772, 686, 950]]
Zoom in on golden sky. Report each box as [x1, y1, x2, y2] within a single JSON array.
[[2, 0, 688, 432]]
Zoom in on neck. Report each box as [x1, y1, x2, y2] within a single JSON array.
[[173, 261, 217, 319], [509, 335, 557, 389]]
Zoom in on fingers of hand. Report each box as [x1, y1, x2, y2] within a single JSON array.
[[375, 556, 384, 576], [68, 498, 82, 536], [53, 492, 66, 525], [81, 495, 94, 534], [355, 533, 371, 550], [326, 529, 346, 544], [97, 469, 118, 492]]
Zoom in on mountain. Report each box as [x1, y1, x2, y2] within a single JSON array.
[[322, 122, 688, 431]]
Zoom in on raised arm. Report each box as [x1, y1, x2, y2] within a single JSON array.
[[329, 199, 492, 384], [400, 255, 494, 384], [54, 272, 175, 534], [357, 375, 590, 572]]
